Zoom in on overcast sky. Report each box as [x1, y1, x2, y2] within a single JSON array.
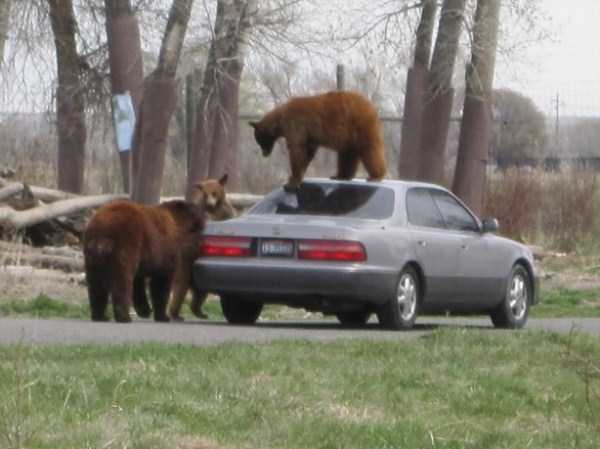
[[2, 0, 599, 118], [495, 0, 600, 117]]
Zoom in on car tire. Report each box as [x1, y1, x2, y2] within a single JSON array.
[[336, 310, 371, 327], [220, 295, 263, 325], [376, 265, 419, 330], [490, 264, 531, 329]]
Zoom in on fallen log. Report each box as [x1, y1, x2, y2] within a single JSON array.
[[0, 183, 25, 202], [0, 179, 79, 203], [1, 240, 83, 272], [0, 193, 127, 230], [161, 193, 263, 209], [0, 240, 82, 259], [2, 251, 83, 272]]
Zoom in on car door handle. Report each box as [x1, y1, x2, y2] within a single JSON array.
[[418, 240, 427, 247], [461, 244, 469, 250]]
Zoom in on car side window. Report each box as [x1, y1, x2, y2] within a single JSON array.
[[431, 190, 480, 232], [406, 188, 446, 229]]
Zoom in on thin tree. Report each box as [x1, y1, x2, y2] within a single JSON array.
[[398, 0, 437, 180], [132, 0, 193, 204], [452, 0, 501, 215], [104, 0, 144, 194], [48, 0, 87, 193], [417, 0, 466, 184], [186, 0, 257, 196], [0, 0, 10, 65]]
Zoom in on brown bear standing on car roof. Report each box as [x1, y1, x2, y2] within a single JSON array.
[[167, 174, 236, 321], [83, 200, 205, 322], [249, 90, 387, 190]]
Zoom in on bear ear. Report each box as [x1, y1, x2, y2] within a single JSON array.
[[219, 173, 228, 186], [248, 121, 258, 129]]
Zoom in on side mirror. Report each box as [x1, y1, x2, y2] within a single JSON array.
[[481, 217, 499, 233]]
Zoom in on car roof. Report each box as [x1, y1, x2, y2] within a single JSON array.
[[301, 177, 447, 192]]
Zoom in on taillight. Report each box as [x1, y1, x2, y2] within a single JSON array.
[[297, 240, 366, 262], [199, 236, 252, 257]]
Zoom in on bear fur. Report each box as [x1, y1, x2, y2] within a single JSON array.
[[83, 200, 205, 323], [168, 174, 236, 321], [189, 173, 236, 221], [249, 90, 387, 190]]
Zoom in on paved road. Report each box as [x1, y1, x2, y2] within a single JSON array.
[[0, 317, 599, 346]]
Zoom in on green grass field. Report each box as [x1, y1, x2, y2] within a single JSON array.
[[1, 285, 599, 322], [1, 330, 599, 449]]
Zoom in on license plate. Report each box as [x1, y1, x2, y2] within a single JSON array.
[[261, 239, 294, 257]]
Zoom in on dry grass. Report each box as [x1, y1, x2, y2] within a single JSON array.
[[485, 168, 600, 251]]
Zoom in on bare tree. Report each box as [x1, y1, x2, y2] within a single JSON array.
[[132, 0, 193, 204], [0, 0, 10, 65], [48, 0, 87, 193], [452, 0, 501, 215], [104, 0, 145, 193], [417, 0, 466, 184], [186, 0, 257, 196], [398, 0, 437, 180]]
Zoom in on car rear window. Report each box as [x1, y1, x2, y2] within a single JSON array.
[[248, 182, 395, 219]]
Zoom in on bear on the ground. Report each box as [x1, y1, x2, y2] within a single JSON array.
[[189, 173, 236, 221], [249, 90, 387, 190], [83, 200, 205, 323], [167, 174, 236, 321]]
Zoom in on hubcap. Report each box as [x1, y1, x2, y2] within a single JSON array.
[[509, 273, 528, 320], [397, 273, 417, 321]]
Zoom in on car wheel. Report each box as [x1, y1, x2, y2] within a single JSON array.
[[220, 295, 263, 325], [490, 264, 531, 329], [377, 265, 419, 330], [336, 310, 371, 327]]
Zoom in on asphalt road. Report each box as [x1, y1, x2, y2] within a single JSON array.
[[0, 316, 599, 346]]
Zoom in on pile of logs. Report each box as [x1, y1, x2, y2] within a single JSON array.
[[0, 173, 262, 276]]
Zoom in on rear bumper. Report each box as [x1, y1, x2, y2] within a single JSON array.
[[193, 258, 397, 305]]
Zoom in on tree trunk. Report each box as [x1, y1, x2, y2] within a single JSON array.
[[398, 0, 437, 179], [452, 0, 501, 216], [417, 0, 465, 184], [132, 0, 193, 205], [104, 0, 144, 194], [48, 0, 87, 194], [0, 0, 10, 65], [186, 0, 257, 197]]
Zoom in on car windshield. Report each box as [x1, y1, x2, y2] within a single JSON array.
[[248, 182, 395, 219]]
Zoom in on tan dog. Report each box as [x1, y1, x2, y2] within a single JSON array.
[[168, 174, 236, 321]]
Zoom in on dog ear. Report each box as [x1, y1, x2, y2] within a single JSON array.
[[219, 173, 228, 186], [248, 121, 258, 129]]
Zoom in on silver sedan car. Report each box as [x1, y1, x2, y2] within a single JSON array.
[[193, 178, 539, 330]]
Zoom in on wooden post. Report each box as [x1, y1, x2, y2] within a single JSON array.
[[336, 64, 345, 91]]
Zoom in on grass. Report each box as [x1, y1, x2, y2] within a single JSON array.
[[0, 329, 599, 449], [532, 288, 600, 318], [0, 294, 89, 319], [1, 287, 600, 322]]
